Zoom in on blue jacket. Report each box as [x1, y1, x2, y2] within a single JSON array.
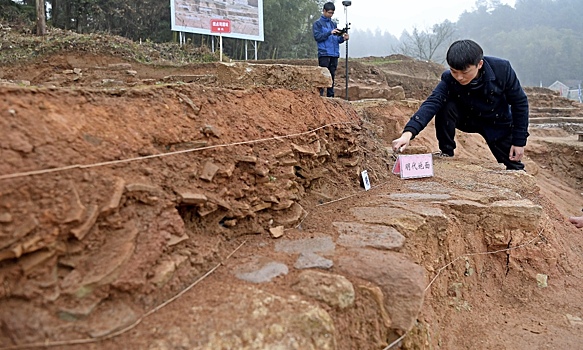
[[313, 15, 345, 58], [404, 56, 529, 146]]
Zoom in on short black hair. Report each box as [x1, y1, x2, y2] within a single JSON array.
[[323, 2, 335, 11], [446, 40, 484, 70]]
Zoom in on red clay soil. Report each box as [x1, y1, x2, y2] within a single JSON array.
[[1, 47, 583, 350]]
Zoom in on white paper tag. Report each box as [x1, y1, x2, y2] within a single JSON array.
[[361, 170, 371, 191]]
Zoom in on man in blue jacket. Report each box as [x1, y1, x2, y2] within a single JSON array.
[[313, 2, 349, 98], [392, 39, 529, 170]]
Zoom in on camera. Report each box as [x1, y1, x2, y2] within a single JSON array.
[[333, 26, 350, 36], [342, 0, 351, 6]]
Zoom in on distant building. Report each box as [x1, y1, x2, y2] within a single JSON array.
[[548, 80, 582, 102], [548, 81, 569, 97]]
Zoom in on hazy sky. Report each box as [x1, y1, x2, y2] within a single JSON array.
[[332, 0, 516, 36]]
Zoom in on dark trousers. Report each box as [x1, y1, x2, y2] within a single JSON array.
[[318, 56, 338, 97], [435, 101, 524, 170]]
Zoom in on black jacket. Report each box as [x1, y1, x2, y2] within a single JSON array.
[[403, 56, 529, 146]]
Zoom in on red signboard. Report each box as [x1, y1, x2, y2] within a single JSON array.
[[210, 19, 231, 34]]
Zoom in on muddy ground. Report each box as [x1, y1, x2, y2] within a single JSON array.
[[1, 28, 583, 350]]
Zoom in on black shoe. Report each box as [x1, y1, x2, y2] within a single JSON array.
[[433, 151, 453, 158]]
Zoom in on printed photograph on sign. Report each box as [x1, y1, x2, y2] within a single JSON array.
[[171, 0, 264, 41]]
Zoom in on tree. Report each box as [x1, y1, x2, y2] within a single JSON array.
[[35, 0, 45, 35], [397, 21, 455, 63], [258, 0, 324, 59]]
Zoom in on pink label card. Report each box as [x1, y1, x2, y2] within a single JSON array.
[[392, 154, 434, 179]]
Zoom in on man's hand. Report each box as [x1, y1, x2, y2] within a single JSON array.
[[569, 216, 583, 228], [331, 29, 340, 35], [343, 33, 349, 40], [391, 132, 413, 153], [509, 145, 525, 161]]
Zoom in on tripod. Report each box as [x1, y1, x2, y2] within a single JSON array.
[[342, 1, 351, 101]]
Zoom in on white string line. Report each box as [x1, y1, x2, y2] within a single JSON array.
[[0, 240, 247, 350], [382, 229, 545, 350], [0, 122, 355, 181], [424, 229, 544, 293]]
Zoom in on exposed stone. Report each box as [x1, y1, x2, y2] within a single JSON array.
[[107, 63, 132, 70], [177, 92, 201, 116], [272, 199, 294, 211], [167, 234, 189, 246], [87, 300, 138, 338], [179, 192, 208, 205], [358, 284, 392, 328], [485, 199, 542, 232], [337, 249, 425, 333], [273, 202, 306, 227], [216, 62, 332, 89], [197, 202, 218, 217], [292, 270, 355, 309], [338, 85, 406, 101], [350, 206, 426, 235], [2, 215, 37, 248], [294, 252, 334, 270], [269, 226, 285, 238], [386, 193, 451, 201], [100, 177, 126, 214], [58, 295, 103, 320], [279, 158, 299, 166], [292, 143, 317, 156], [235, 261, 289, 284], [275, 236, 335, 255], [536, 274, 548, 288], [189, 284, 336, 349], [254, 164, 270, 177], [566, 314, 583, 327], [200, 161, 220, 182], [125, 183, 161, 194], [62, 183, 86, 224], [261, 195, 279, 204], [342, 157, 360, 167], [251, 201, 272, 212], [20, 250, 56, 275], [272, 165, 296, 179], [70, 204, 99, 240], [151, 259, 176, 288], [236, 155, 257, 163], [201, 125, 221, 138], [275, 149, 294, 158], [61, 223, 139, 296], [333, 222, 406, 250]]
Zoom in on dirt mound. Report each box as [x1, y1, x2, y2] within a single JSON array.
[[1, 29, 583, 350]]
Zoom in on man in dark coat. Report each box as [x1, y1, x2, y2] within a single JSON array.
[[392, 39, 529, 170]]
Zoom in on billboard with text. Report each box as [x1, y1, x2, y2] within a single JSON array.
[[171, 0, 264, 41]]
